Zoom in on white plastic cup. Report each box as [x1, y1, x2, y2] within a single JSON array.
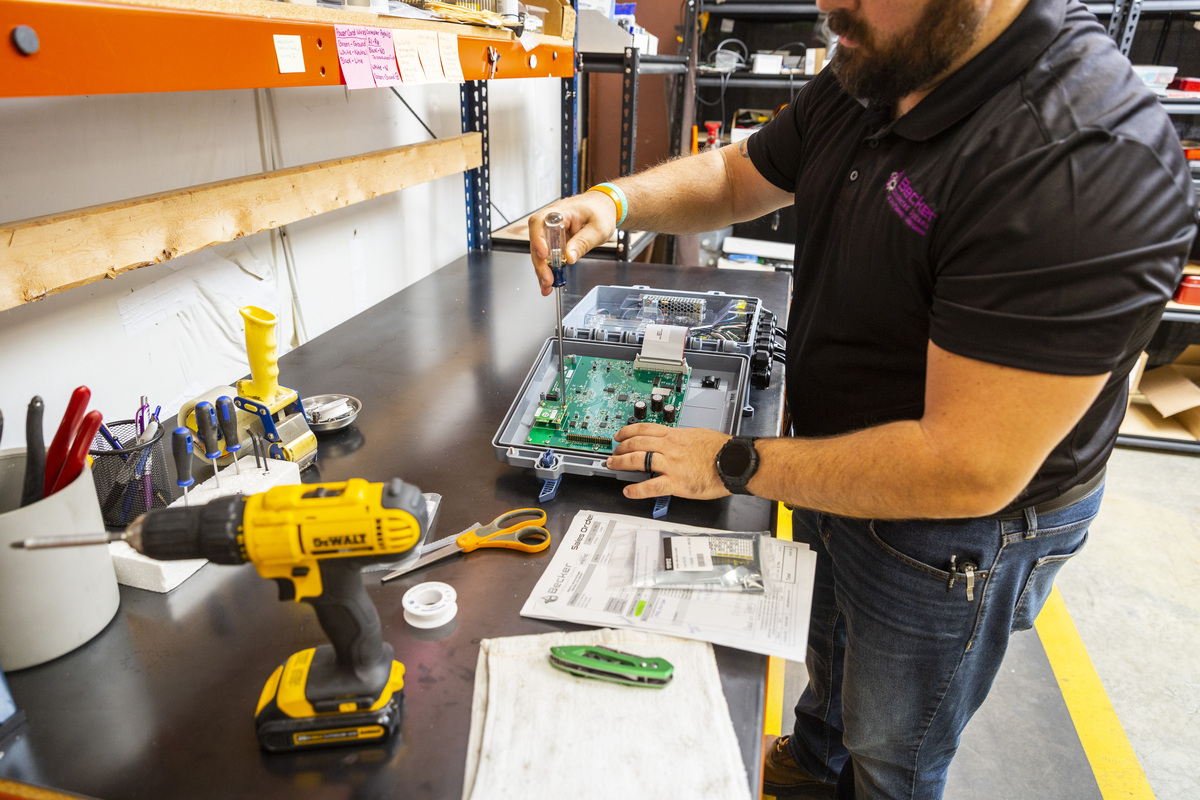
[[0, 449, 120, 671]]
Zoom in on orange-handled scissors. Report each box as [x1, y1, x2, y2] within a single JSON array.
[[381, 508, 550, 583]]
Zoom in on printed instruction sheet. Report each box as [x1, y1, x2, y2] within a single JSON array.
[[520, 510, 817, 661]]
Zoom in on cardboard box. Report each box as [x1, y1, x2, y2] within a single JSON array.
[[1120, 345, 1200, 440], [528, 0, 575, 41], [805, 48, 827, 75], [576, 8, 656, 52]]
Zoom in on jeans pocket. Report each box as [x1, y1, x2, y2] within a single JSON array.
[[1011, 531, 1089, 632], [867, 519, 995, 583]]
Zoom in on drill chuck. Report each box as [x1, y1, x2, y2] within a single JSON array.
[[130, 495, 247, 564]]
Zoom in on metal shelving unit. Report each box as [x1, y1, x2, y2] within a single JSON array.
[[509, 49, 687, 262], [0, 0, 576, 261], [691, 0, 820, 250], [553, 0, 699, 262], [1115, 432, 1200, 453], [1116, 0, 1200, 55], [590, 48, 685, 260], [1161, 98, 1200, 114], [0, 0, 573, 96], [1107, 0, 1200, 454], [699, 2, 818, 14], [695, 72, 812, 89]]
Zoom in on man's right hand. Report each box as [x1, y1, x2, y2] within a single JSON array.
[[529, 190, 618, 296]]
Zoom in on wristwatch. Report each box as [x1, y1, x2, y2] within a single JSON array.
[[716, 436, 760, 495]]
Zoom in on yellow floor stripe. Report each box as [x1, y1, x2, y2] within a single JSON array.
[[1035, 586, 1155, 800], [763, 504, 794, 738]]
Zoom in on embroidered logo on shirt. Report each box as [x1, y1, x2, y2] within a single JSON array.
[[885, 171, 938, 236]]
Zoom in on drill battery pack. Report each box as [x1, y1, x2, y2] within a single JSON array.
[[254, 646, 406, 752]]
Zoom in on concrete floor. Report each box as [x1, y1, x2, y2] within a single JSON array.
[[778, 446, 1200, 800]]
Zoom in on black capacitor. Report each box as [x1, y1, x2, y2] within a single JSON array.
[[662, 404, 676, 423], [651, 394, 664, 413], [633, 400, 647, 420]]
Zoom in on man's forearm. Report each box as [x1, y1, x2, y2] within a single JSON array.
[[748, 421, 1024, 520], [612, 141, 791, 234]]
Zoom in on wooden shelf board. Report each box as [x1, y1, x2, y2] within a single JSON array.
[[0, 132, 482, 310]]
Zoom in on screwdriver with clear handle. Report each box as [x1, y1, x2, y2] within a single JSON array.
[[544, 212, 568, 405]]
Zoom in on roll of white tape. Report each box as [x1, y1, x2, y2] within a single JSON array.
[[402, 582, 458, 629]]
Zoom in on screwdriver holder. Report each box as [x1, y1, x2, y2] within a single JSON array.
[[87, 419, 171, 530], [109, 455, 302, 594]]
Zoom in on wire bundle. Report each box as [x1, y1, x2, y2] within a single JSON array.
[[402, 0, 507, 27]]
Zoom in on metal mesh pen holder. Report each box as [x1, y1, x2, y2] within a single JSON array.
[[89, 420, 171, 530]]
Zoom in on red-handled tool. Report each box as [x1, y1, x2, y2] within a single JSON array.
[[50, 410, 103, 495], [44, 386, 92, 497]]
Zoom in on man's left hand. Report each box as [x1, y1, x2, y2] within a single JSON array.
[[607, 423, 732, 500]]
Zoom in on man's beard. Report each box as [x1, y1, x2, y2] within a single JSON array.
[[826, 0, 985, 106]]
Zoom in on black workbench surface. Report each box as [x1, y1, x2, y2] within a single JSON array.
[[0, 251, 791, 800]]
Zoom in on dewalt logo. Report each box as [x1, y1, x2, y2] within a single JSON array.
[[312, 534, 368, 548]]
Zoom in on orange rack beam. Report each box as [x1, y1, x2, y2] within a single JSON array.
[[0, 0, 574, 97]]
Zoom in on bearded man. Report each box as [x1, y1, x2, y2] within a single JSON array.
[[529, 0, 1196, 797]]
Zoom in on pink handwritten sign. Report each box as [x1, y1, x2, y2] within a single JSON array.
[[334, 25, 377, 90], [368, 30, 402, 87]]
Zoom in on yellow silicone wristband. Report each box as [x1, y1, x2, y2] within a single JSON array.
[[587, 183, 628, 227]]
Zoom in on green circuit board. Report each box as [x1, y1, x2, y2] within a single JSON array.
[[526, 355, 690, 454]]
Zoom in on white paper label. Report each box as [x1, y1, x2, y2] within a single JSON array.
[[664, 536, 712, 572], [273, 35, 306, 74]]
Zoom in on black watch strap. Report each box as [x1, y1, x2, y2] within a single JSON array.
[[716, 436, 760, 495]]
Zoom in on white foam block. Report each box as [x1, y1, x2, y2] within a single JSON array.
[[108, 540, 206, 594], [110, 457, 301, 593]]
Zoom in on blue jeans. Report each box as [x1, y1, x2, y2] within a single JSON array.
[[788, 480, 1104, 800]]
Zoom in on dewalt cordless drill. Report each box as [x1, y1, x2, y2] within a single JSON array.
[[14, 477, 428, 752]]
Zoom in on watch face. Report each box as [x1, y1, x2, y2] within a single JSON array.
[[720, 441, 753, 477]]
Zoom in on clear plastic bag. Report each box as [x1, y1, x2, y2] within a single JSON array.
[[630, 528, 769, 593]]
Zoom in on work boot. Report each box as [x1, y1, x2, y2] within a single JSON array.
[[762, 735, 837, 799]]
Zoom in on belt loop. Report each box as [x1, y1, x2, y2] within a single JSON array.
[[1023, 505, 1038, 536]]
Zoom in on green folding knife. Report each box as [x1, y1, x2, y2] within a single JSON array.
[[548, 645, 675, 687]]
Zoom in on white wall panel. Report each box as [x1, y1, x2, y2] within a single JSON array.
[[0, 76, 563, 447]]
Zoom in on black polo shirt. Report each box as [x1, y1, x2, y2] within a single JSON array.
[[747, 0, 1196, 511]]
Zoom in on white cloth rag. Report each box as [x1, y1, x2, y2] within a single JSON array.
[[461, 628, 751, 800]]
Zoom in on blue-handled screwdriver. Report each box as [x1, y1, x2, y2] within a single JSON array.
[[172, 427, 194, 506], [545, 211, 568, 405], [215, 396, 242, 476], [194, 401, 221, 490]]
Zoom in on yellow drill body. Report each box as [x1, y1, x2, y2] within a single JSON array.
[[241, 479, 424, 601]]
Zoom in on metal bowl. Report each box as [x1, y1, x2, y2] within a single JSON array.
[[303, 394, 361, 433]]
